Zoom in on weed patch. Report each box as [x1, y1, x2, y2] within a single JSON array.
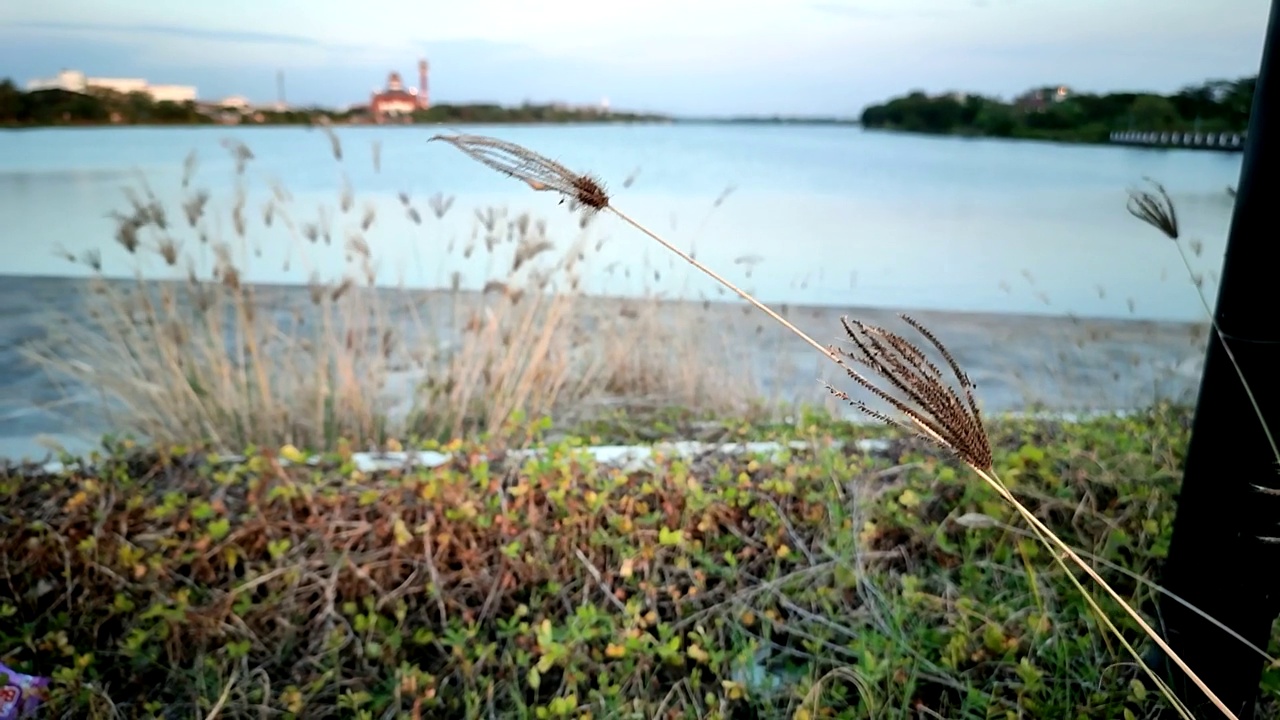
[[4, 406, 1273, 718]]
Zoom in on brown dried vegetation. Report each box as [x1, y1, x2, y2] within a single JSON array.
[[26, 135, 750, 451]]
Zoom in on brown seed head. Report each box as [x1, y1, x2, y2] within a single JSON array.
[[827, 314, 993, 470], [570, 174, 610, 211], [1126, 177, 1179, 240]]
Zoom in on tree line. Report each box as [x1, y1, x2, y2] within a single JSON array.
[[0, 79, 217, 126], [403, 103, 666, 124], [0, 78, 666, 127], [859, 77, 1256, 143]]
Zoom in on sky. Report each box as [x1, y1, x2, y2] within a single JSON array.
[[0, 0, 1272, 116]]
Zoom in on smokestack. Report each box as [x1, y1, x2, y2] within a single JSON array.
[[418, 59, 429, 110]]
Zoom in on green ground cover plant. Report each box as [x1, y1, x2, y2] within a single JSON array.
[[8, 405, 1277, 719]]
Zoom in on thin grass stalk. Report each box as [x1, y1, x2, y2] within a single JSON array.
[[963, 463, 1195, 718], [495, 292, 570, 435], [609, 208, 838, 365], [449, 311, 491, 438], [971, 462, 1228, 716], [431, 133, 1239, 719], [966, 514, 1279, 666], [489, 296, 540, 429], [1127, 179, 1279, 467]]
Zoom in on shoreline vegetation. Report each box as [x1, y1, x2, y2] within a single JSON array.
[[859, 76, 1256, 147], [0, 77, 670, 128], [2, 127, 1276, 718], [1, 72, 1255, 140], [11, 405, 1257, 718]]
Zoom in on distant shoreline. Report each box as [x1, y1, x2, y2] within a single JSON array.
[[0, 117, 675, 131], [0, 272, 1207, 329], [858, 78, 1254, 154], [0, 117, 870, 131], [857, 125, 1246, 153]]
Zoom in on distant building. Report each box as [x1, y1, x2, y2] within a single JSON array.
[[1013, 85, 1072, 112], [84, 76, 148, 95], [218, 96, 252, 111], [549, 100, 606, 114], [148, 84, 198, 103], [369, 60, 429, 122], [25, 68, 198, 103]]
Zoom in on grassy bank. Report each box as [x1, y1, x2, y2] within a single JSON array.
[[6, 404, 1276, 718], [7, 128, 1275, 718]]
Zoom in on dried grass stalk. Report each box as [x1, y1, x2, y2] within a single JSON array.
[[434, 132, 1237, 720], [828, 315, 991, 469]]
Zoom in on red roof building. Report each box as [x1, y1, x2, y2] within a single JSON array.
[[369, 63, 428, 122]]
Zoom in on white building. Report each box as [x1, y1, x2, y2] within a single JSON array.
[[148, 84, 198, 103], [25, 69, 197, 103], [25, 69, 90, 92], [218, 95, 252, 111], [87, 77, 149, 95]]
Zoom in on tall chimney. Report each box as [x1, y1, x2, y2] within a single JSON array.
[[418, 59, 429, 110]]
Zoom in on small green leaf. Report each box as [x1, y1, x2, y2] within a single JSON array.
[[207, 518, 231, 541], [527, 667, 541, 691], [897, 489, 922, 508]]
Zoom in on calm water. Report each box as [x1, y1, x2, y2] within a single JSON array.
[[0, 123, 1242, 321], [0, 124, 1239, 459]]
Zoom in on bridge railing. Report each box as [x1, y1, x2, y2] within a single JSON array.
[[1109, 129, 1247, 150]]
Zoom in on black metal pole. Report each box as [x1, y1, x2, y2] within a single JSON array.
[[1158, 0, 1280, 716]]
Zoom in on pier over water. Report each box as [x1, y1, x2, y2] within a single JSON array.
[[1110, 130, 1247, 151]]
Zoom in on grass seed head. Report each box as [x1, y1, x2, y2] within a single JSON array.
[[430, 133, 611, 212], [1126, 178, 1179, 240], [828, 314, 993, 470]]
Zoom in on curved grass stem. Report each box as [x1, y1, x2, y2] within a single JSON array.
[[433, 133, 1243, 719], [967, 464, 1232, 719], [615, 202, 1234, 717], [1173, 238, 1280, 466], [606, 206, 839, 365]]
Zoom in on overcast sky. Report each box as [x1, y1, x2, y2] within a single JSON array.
[[0, 0, 1271, 116]]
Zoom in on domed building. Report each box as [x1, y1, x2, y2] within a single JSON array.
[[369, 61, 429, 122]]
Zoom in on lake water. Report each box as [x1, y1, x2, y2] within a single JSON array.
[[0, 124, 1242, 459], [0, 123, 1242, 320]]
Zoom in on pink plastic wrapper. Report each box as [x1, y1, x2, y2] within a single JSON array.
[[0, 663, 49, 720]]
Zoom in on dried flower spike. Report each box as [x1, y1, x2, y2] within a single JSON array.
[[827, 314, 993, 470], [429, 134, 610, 212], [1126, 177, 1179, 240]]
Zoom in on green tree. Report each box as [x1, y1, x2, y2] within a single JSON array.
[[1129, 95, 1181, 131], [0, 78, 22, 122], [859, 75, 1254, 143], [974, 105, 1016, 137]]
